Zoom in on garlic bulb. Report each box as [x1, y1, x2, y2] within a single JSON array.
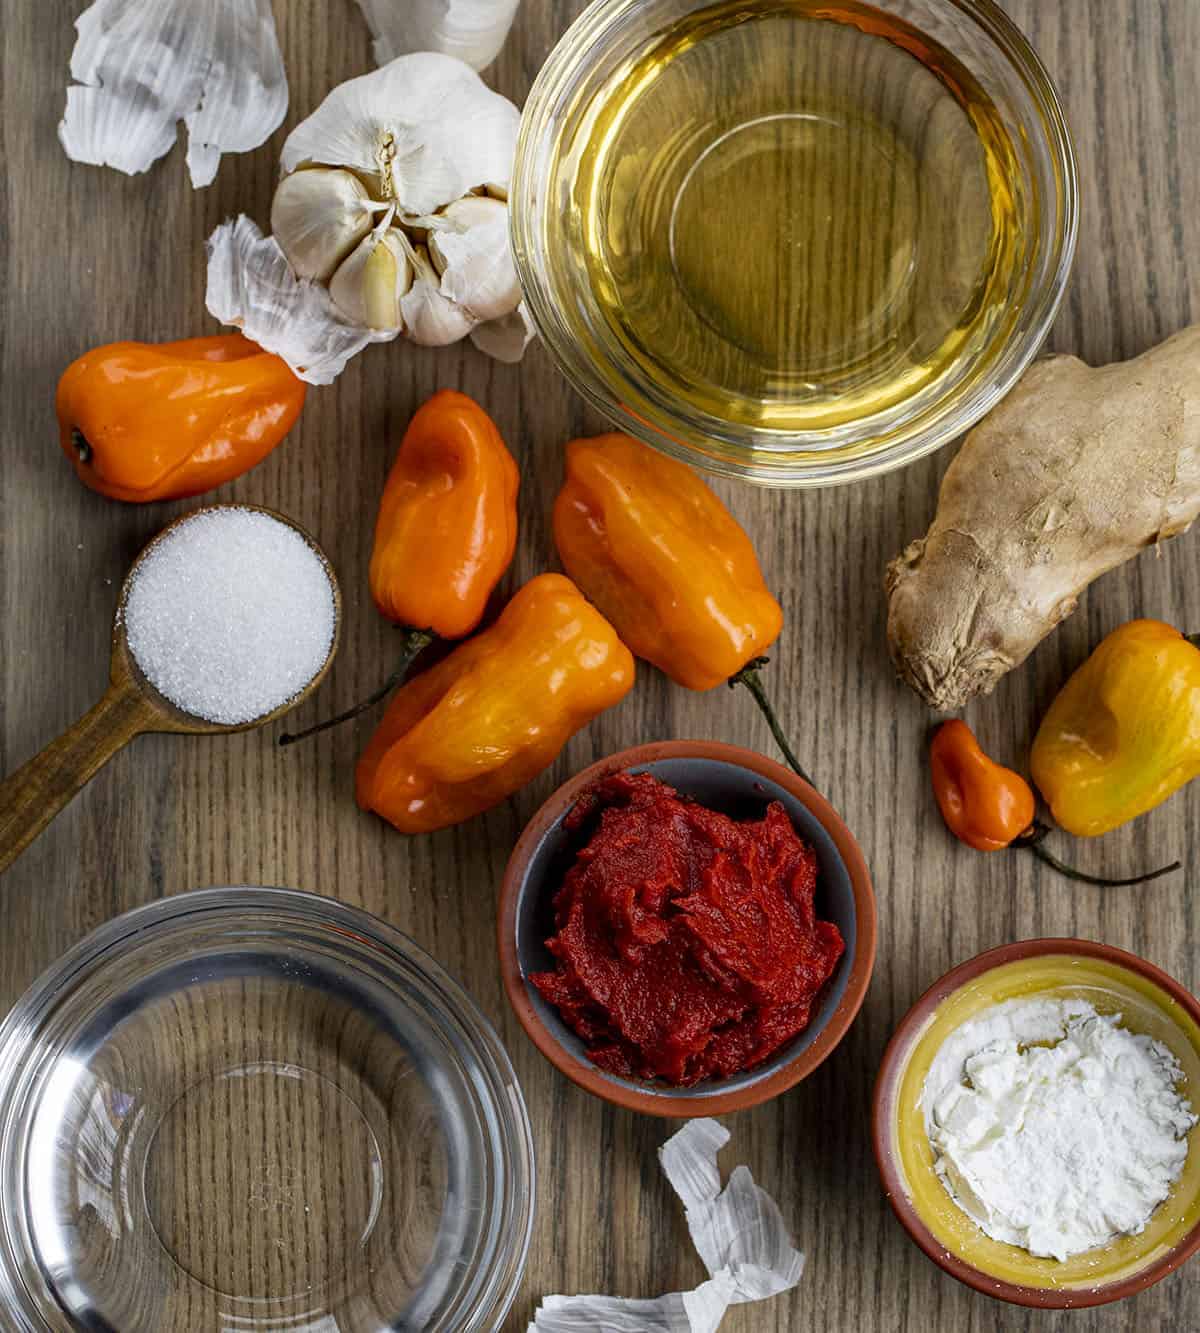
[[427, 196, 520, 322], [60, 0, 287, 188], [329, 224, 415, 331], [354, 0, 522, 73], [400, 245, 478, 347], [271, 168, 383, 282], [208, 53, 529, 378]]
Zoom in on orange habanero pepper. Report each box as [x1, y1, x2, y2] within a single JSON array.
[[929, 719, 1177, 886], [553, 433, 810, 782], [930, 720, 1035, 851], [356, 574, 635, 833], [57, 334, 305, 502], [282, 390, 519, 745]]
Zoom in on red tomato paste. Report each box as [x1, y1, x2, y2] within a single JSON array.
[[531, 771, 845, 1085]]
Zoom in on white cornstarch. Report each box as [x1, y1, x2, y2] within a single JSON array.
[[124, 508, 335, 725], [923, 996, 1197, 1261]]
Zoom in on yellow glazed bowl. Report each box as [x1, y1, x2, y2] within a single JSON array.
[[872, 939, 1200, 1308]]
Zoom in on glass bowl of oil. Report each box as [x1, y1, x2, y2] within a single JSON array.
[[511, 0, 1078, 487]]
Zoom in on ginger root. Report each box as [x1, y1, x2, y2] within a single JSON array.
[[886, 327, 1200, 711]]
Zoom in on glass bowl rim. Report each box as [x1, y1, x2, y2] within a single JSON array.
[[0, 885, 536, 1333], [510, 0, 1080, 488]]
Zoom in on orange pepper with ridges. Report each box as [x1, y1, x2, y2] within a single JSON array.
[[281, 390, 519, 745], [929, 719, 1177, 886], [554, 433, 781, 690], [57, 334, 305, 502], [356, 574, 635, 833], [369, 389, 519, 638], [553, 433, 810, 781]]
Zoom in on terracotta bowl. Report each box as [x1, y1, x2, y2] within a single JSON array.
[[497, 740, 876, 1117], [873, 939, 1200, 1308]]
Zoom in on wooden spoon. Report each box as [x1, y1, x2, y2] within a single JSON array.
[[0, 505, 341, 877]]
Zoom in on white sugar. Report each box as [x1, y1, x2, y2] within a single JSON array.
[[123, 508, 336, 725]]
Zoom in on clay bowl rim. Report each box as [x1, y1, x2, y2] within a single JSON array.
[[496, 739, 877, 1118], [871, 937, 1200, 1309]]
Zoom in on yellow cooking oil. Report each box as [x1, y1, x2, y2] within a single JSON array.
[[561, 0, 1027, 433]]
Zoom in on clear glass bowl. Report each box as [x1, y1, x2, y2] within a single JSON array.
[[511, 0, 1078, 487], [0, 888, 535, 1332]]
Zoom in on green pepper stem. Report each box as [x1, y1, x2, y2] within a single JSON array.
[[279, 627, 435, 746], [728, 657, 815, 787], [1014, 821, 1181, 887]]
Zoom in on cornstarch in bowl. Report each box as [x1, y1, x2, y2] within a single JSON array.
[[923, 996, 1197, 1261], [122, 507, 336, 725], [875, 944, 1200, 1307]]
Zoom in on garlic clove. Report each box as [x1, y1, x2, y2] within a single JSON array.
[[60, 0, 287, 188], [398, 243, 478, 346], [328, 227, 414, 332], [427, 195, 521, 322], [278, 52, 519, 218], [354, 0, 522, 73], [271, 167, 380, 281], [206, 215, 387, 385], [469, 300, 535, 363]]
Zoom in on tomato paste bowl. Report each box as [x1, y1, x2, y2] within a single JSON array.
[[498, 740, 876, 1117], [873, 939, 1200, 1308]]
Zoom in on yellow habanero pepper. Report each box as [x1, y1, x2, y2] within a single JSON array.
[[356, 574, 635, 834], [554, 434, 782, 690], [553, 433, 813, 783], [1032, 619, 1200, 837]]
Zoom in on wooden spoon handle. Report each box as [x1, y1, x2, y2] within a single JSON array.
[[0, 681, 154, 877]]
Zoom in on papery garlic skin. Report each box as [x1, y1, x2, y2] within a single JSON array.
[[354, 0, 522, 73], [207, 216, 388, 386], [60, 0, 287, 188], [428, 196, 521, 322], [271, 169, 381, 282], [400, 246, 479, 346], [278, 53, 520, 217], [528, 1119, 806, 1332], [329, 228, 416, 332], [470, 300, 535, 363]]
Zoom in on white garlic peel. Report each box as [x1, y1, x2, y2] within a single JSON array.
[[527, 1119, 805, 1332], [206, 216, 389, 386], [246, 52, 528, 370], [60, 0, 287, 188], [271, 169, 383, 282], [329, 225, 415, 332], [470, 301, 536, 364], [428, 196, 521, 322], [354, 0, 522, 73]]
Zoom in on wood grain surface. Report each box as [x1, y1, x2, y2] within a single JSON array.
[[1, 2, 1198, 1330]]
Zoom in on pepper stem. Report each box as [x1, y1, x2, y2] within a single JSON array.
[[279, 627, 434, 746], [1014, 821, 1181, 887], [728, 657, 814, 787]]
